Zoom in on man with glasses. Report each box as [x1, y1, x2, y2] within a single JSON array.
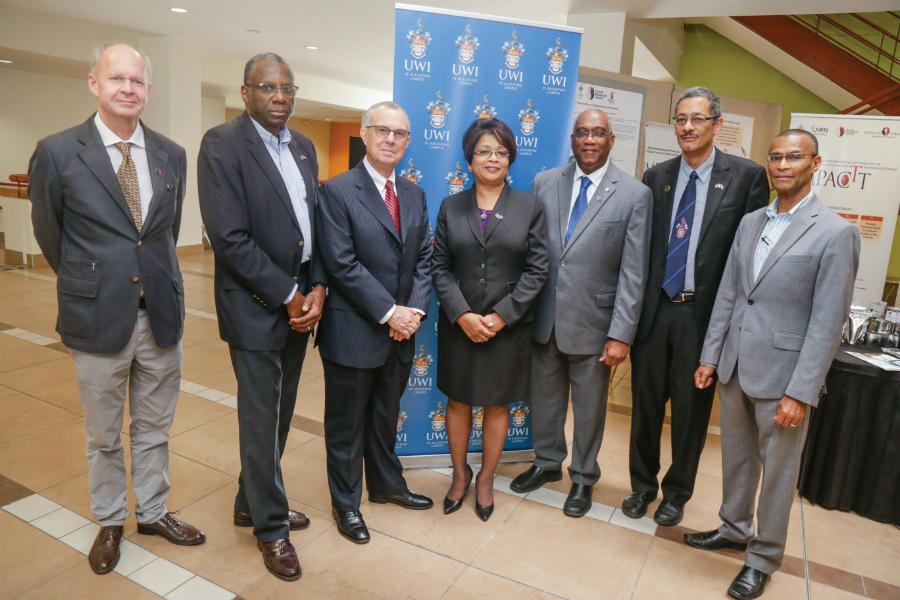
[[623, 87, 769, 527], [317, 101, 434, 544], [510, 109, 651, 518], [198, 52, 325, 581], [687, 129, 859, 599]]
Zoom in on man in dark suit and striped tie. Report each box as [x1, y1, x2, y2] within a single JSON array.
[[317, 101, 434, 544]]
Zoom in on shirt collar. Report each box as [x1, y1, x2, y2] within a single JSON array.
[[574, 160, 609, 189], [249, 115, 291, 146], [768, 190, 814, 218], [94, 112, 145, 148], [363, 156, 396, 192], [679, 146, 716, 183]]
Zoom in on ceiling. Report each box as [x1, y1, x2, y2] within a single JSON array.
[[2, 0, 898, 120]]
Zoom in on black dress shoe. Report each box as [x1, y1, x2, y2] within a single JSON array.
[[653, 499, 684, 526], [332, 509, 370, 544], [369, 490, 433, 510], [563, 483, 593, 518], [509, 465, 562, 493], [443, 465, 474, 515], [728, 565, 769, 600], [474, 471, 494, 521], [684, 529, 748, 551], [621, 491, 656, 519]]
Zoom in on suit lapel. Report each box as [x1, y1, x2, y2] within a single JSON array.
[[289, 136, 316, 238], [659, 159, 680, 240], [142, 127, 167, 233], [483, 183, 512, 242], [697, 150, 733, 249], [241, 114, 301, 233], [744, 210, 769, 291], [76, 118, 138, 229], [564, 164, 618, 253], [750, 197, 820, 293], [464, 187, 486, 247], [556, 163, 575, 254], [397, 177, 417, 244], [356, 163, 401, 243]]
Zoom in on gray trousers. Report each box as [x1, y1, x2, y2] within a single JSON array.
[[70, 310, 182, 526], [530, 331, 611, 486], [717, 372, 809, 574]]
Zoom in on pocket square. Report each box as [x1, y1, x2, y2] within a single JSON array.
[[166, 184, 175, 192]]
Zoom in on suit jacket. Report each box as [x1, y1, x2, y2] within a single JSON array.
[[531, 162, 651, 355], [700, 195, 860, 406], [316, 160, 433, 369], [29, 115, 186, 353], [197, 112, 323, 352], [637, 149, 769, 341]]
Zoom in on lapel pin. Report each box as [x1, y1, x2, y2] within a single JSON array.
[[299, 154, 307, 161], [166, 184, 175, 192], [604, 187, 609, 193], [494, 213, 503, 220], [715, 183, 725, 190], [156, 168, 163, 176], [664, 185, 671, 192]]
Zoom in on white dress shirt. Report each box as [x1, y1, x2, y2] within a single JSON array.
[[567, 160, 609, 223], [94, 113, 153, 221]]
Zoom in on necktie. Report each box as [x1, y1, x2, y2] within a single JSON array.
[[384, 179, 401, 237], [115, 142, 142, 233], [662, 170, 699, 298], [565, 175, 591, 245]]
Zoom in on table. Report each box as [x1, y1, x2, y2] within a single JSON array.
[[798, 344, 900, 525]]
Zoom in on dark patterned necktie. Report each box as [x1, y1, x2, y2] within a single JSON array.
[[662, 170, 698, 298], [384, 179, 401, 237], [115, 142, 142, 233]]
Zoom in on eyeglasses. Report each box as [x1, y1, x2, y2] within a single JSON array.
[[673, 115, 719, 127], [573, 128, 609, 140], [473, 149, 510, 159], [249, 82, 299, 97], [365, 125, 410, 141], [767, 152, 817, 163]]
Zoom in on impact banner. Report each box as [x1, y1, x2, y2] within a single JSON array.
[[790, 114, 900, 306], [392, 3, 582, 457]]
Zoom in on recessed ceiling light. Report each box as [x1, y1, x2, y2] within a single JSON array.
[[170, 7, 188, 13], [325, 118, 332, 121], [0, 59, 12, 64], [305, 45, 320, 51], [245, 28, 262, 34]]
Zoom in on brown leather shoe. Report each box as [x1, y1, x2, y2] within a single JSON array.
[[89, 525, 123, 574], [258, 538, 301, 581], [233, 509, 310, 530], [137, 512, 205, 546]]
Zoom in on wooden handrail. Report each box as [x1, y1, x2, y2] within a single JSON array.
[[849, 13, 899, 45], [839, 83, 900, 114], [818, 15, 900, 66]]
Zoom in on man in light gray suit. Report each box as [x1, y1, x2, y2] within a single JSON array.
[[510, 109, 651, 517], [687, 129, 860, 600]]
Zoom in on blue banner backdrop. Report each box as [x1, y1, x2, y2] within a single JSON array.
[[392, 4, 582, 457]]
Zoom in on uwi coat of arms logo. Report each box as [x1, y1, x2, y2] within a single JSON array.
[[407, 19, 431, 59], [501, 30, 524, 69], [427, 90, 450, 129], [474, 94, 497, 120], [518, 99, 540, 136], [509, 401, 531, 428], [471, 406, 485, 430], [455, 24, 479, 64], [397, 410, 408, 433], [399, 158, 422, 184], [675, 217, 689, 239], [429, 402, 446, 432], [546, 37, 568, 74], [446, 162, 470, 195], [413, 345, 433, 377]]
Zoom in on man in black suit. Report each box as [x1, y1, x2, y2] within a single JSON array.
[[317, 101, 434, 544], [30, 43, 204, 576], [198, 52, 325, 581], [623, 87, 769, 526]]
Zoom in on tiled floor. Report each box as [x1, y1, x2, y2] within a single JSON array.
[[1, 254, 898, 600]]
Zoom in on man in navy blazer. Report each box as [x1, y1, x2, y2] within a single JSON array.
[[317, 101, 434, 544], [198, 53, 325, 581]]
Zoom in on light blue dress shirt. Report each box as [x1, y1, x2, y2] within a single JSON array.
[[669, 147, 716, 291], [752, 191, 813, 281]]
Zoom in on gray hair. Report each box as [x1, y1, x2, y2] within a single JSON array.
[[675, 86, 722, 119], [773, 128, 819, 155], [90, 43, 152, 84], [243, 52, 293, 85], [362, 101, 406, 127]]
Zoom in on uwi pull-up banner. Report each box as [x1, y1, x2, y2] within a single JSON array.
[[392, 3, 582, 458], [790, 114, 900, 307]]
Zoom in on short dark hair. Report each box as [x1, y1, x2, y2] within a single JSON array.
[[461, 118, 517, 165], [243, 52, 292, 85], [772, 128, 819, 156]]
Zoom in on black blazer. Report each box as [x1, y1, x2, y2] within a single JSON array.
[[198, 112, 323, 351], [432, 184, 549, 327], [29, 115, 186, 353], [316, 160, 433, 369], [637, 149, 769, 341]]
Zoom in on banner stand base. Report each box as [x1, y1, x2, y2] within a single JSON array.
[[400, 449, 535, 469]]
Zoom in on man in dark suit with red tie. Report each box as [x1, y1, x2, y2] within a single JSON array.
[[317, 101, 434, 544], [623, 87, 769, 527]]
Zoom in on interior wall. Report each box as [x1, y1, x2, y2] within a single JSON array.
[[328, 122, 362, 180]]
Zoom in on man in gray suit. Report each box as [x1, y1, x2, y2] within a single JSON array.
[[687, 130, 860, 600], [510, 109, 651, 517], [29, 43, 204, 576]]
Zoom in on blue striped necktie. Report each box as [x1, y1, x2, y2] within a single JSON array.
[[565, 175, 592, 245], [662, 170, 698, 298]]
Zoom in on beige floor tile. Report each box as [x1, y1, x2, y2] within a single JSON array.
[[0, 511, 84, 600], [25, 379, 83, 414], [165, 452, 234, 511], [43, 471, 135, 535], [0, 392, 80, 443], [0, 385, 18, 398], [473, 500, 652, 600], [0, 339, 69, 373], [169, 392, 234, 437], [241, 525, 464, 600], [16, 560, 161, 600], [0, 356, 77, 390], [182, 321, 228, 346], [0, 418, 88, 490], [180, 342, 231, 380], [362, 469, 526, 563], [281, 436, 339, 513], [294, 375, 325, 422], [632, 537, 807, 600], [188, 367, 239, 395], [810, 581, 867, 599], [443, 566, 558, 600]]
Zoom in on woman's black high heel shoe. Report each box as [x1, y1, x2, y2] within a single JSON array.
[[443, 464, 474, 514], [474, 471, 494, 521]]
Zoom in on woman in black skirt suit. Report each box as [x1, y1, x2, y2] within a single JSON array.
[[432, 118, 549, 521]]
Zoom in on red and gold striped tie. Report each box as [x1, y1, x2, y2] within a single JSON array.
[[384, 179, 401, 237]]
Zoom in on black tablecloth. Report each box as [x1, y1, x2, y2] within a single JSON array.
[[798, 344, 900, 525]]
